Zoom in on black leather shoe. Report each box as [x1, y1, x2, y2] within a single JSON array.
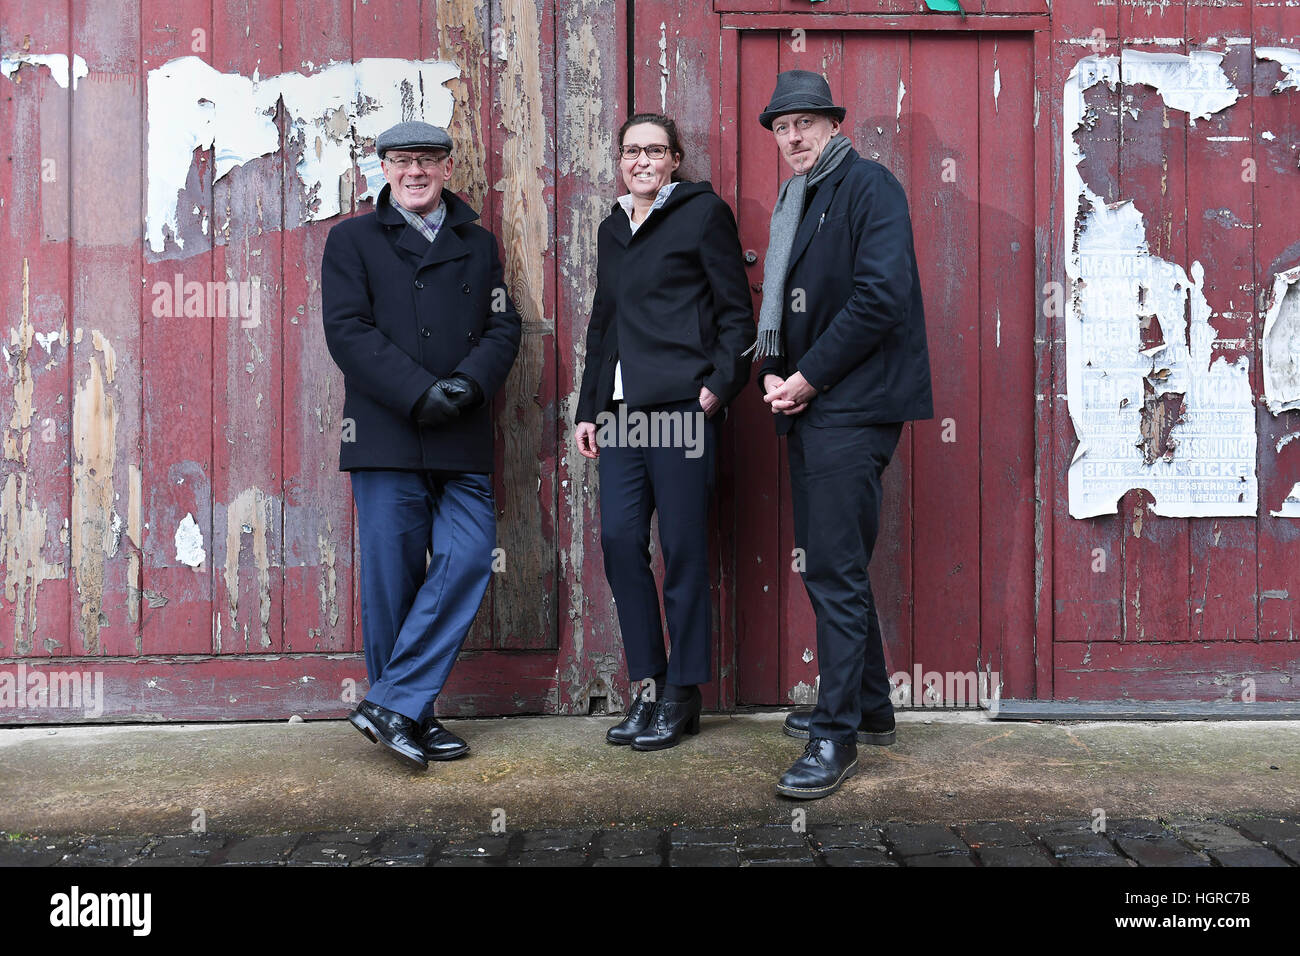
[[348, 700, 428, 770], [776, 737, 859, 799], [782, 709, 896, 746], [416, 716, 470, 761], [606, 693, 656, 745], [630, 689, 702, 751]]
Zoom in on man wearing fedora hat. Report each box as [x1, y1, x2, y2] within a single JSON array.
[[321, 120, 521, 769], [754, 71, 934, 798]]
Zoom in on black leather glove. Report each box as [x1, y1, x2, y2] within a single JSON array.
[[412, 374, 483, 427], [439, 373, 483, 412], [413, 381, 460, 427]]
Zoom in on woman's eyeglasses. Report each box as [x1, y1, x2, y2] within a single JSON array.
[[618, 144, 671, 160]]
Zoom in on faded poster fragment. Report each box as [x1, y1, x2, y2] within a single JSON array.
[[146, 56, 459, 253], [1263, 266, 1300, 415], [0, 52, 89, 89], [1064, 51, 1257, 519]]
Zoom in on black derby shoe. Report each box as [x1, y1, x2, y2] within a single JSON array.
[[416, 717, 469, 761], [606, 694, 656, 745], [349, 700, 428, 770], [775, 737, 858, 799], [782, 709, 896, 746], [631, 689, 702, 751]]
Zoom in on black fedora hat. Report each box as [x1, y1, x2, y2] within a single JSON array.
[[758, 69, 846, 130]]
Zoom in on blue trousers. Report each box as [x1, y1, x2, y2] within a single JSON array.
[[350, 469, 495, 723]]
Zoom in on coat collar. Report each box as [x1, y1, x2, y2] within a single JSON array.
[[606, 180, 708, 248], [376, 184, 480, 269], [785, 147, 858, 277]]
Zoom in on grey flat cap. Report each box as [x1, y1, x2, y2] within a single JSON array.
[[376, 121, 453, 157]]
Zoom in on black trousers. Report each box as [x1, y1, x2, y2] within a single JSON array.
[[598, 398, 716, 687], [788, 418, 903, 745]]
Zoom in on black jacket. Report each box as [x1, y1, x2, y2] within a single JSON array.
[[576, 181, 755, 423], [759, 149, 933, 433], [321, 185, 521, 472]]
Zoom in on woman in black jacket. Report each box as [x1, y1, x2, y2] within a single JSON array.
[[574, 113, 755, 751]]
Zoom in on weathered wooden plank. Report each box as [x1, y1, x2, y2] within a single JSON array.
[[1055, 639, 1300, 701], [733, 28, 783, 706], [427, 0, 495, 653], [280, 0, 354, 654], [0, 651, 554, 722], [1253, 2, 1300, 642], [1052, 0, 1124, 654], [1032, 25, 1055, 701], [1185, 12, 1259, 645], [552, 0, 626, 713], [139, 0, 216, 658], [490, 0, 557, 652], [978, 32, 1037, 697], [0, 0, 73, 660], [70, 1, 144, 658], [910, 32, 982, 680], [1116, 9, 1193, 645], [843, 30, 915, 694], [995, 698, 1300, 719], [210, 0, 285, 656]]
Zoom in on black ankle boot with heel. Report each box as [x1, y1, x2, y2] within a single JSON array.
[[631, 685, 702, 751]]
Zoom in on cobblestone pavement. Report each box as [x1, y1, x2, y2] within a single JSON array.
[[3, 817, 1298, 867]]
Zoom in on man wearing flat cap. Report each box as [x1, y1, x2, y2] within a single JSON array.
[[321, 120, 521, 769], [753, 70, 933, 799]]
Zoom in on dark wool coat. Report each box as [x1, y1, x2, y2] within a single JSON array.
[[759, 148, 934, 434], [321, 185, 521, 473], [575, 181, 755, 423]]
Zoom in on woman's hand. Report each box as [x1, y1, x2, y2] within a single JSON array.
[[698, 386, 721, 418], [575, 421, 600, 459]]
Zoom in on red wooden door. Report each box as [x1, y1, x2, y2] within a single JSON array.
[[722, 28, 1040, 708]]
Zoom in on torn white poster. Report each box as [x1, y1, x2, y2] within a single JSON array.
[[0, 52, 89, 89], [1271, 482, 1300, 519], [1064, 51, 1257, 519], [145, 56, 459, 253], [1256, 47, 1300, 93], [1264, 267, 1300, 415]]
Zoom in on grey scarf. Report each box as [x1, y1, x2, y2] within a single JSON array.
[[746, 134, 853, 360]]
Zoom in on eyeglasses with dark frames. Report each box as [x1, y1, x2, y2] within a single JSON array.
[[384, 154, 449, 170], [618, 144, 671, 160]]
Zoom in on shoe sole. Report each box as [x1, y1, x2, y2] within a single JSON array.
[[424, 745, 470, 761], [782, 723, 896, 746], [629, 720, 701, 752], [774, 758, 859, 800], [349, 709, 428, 770]]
